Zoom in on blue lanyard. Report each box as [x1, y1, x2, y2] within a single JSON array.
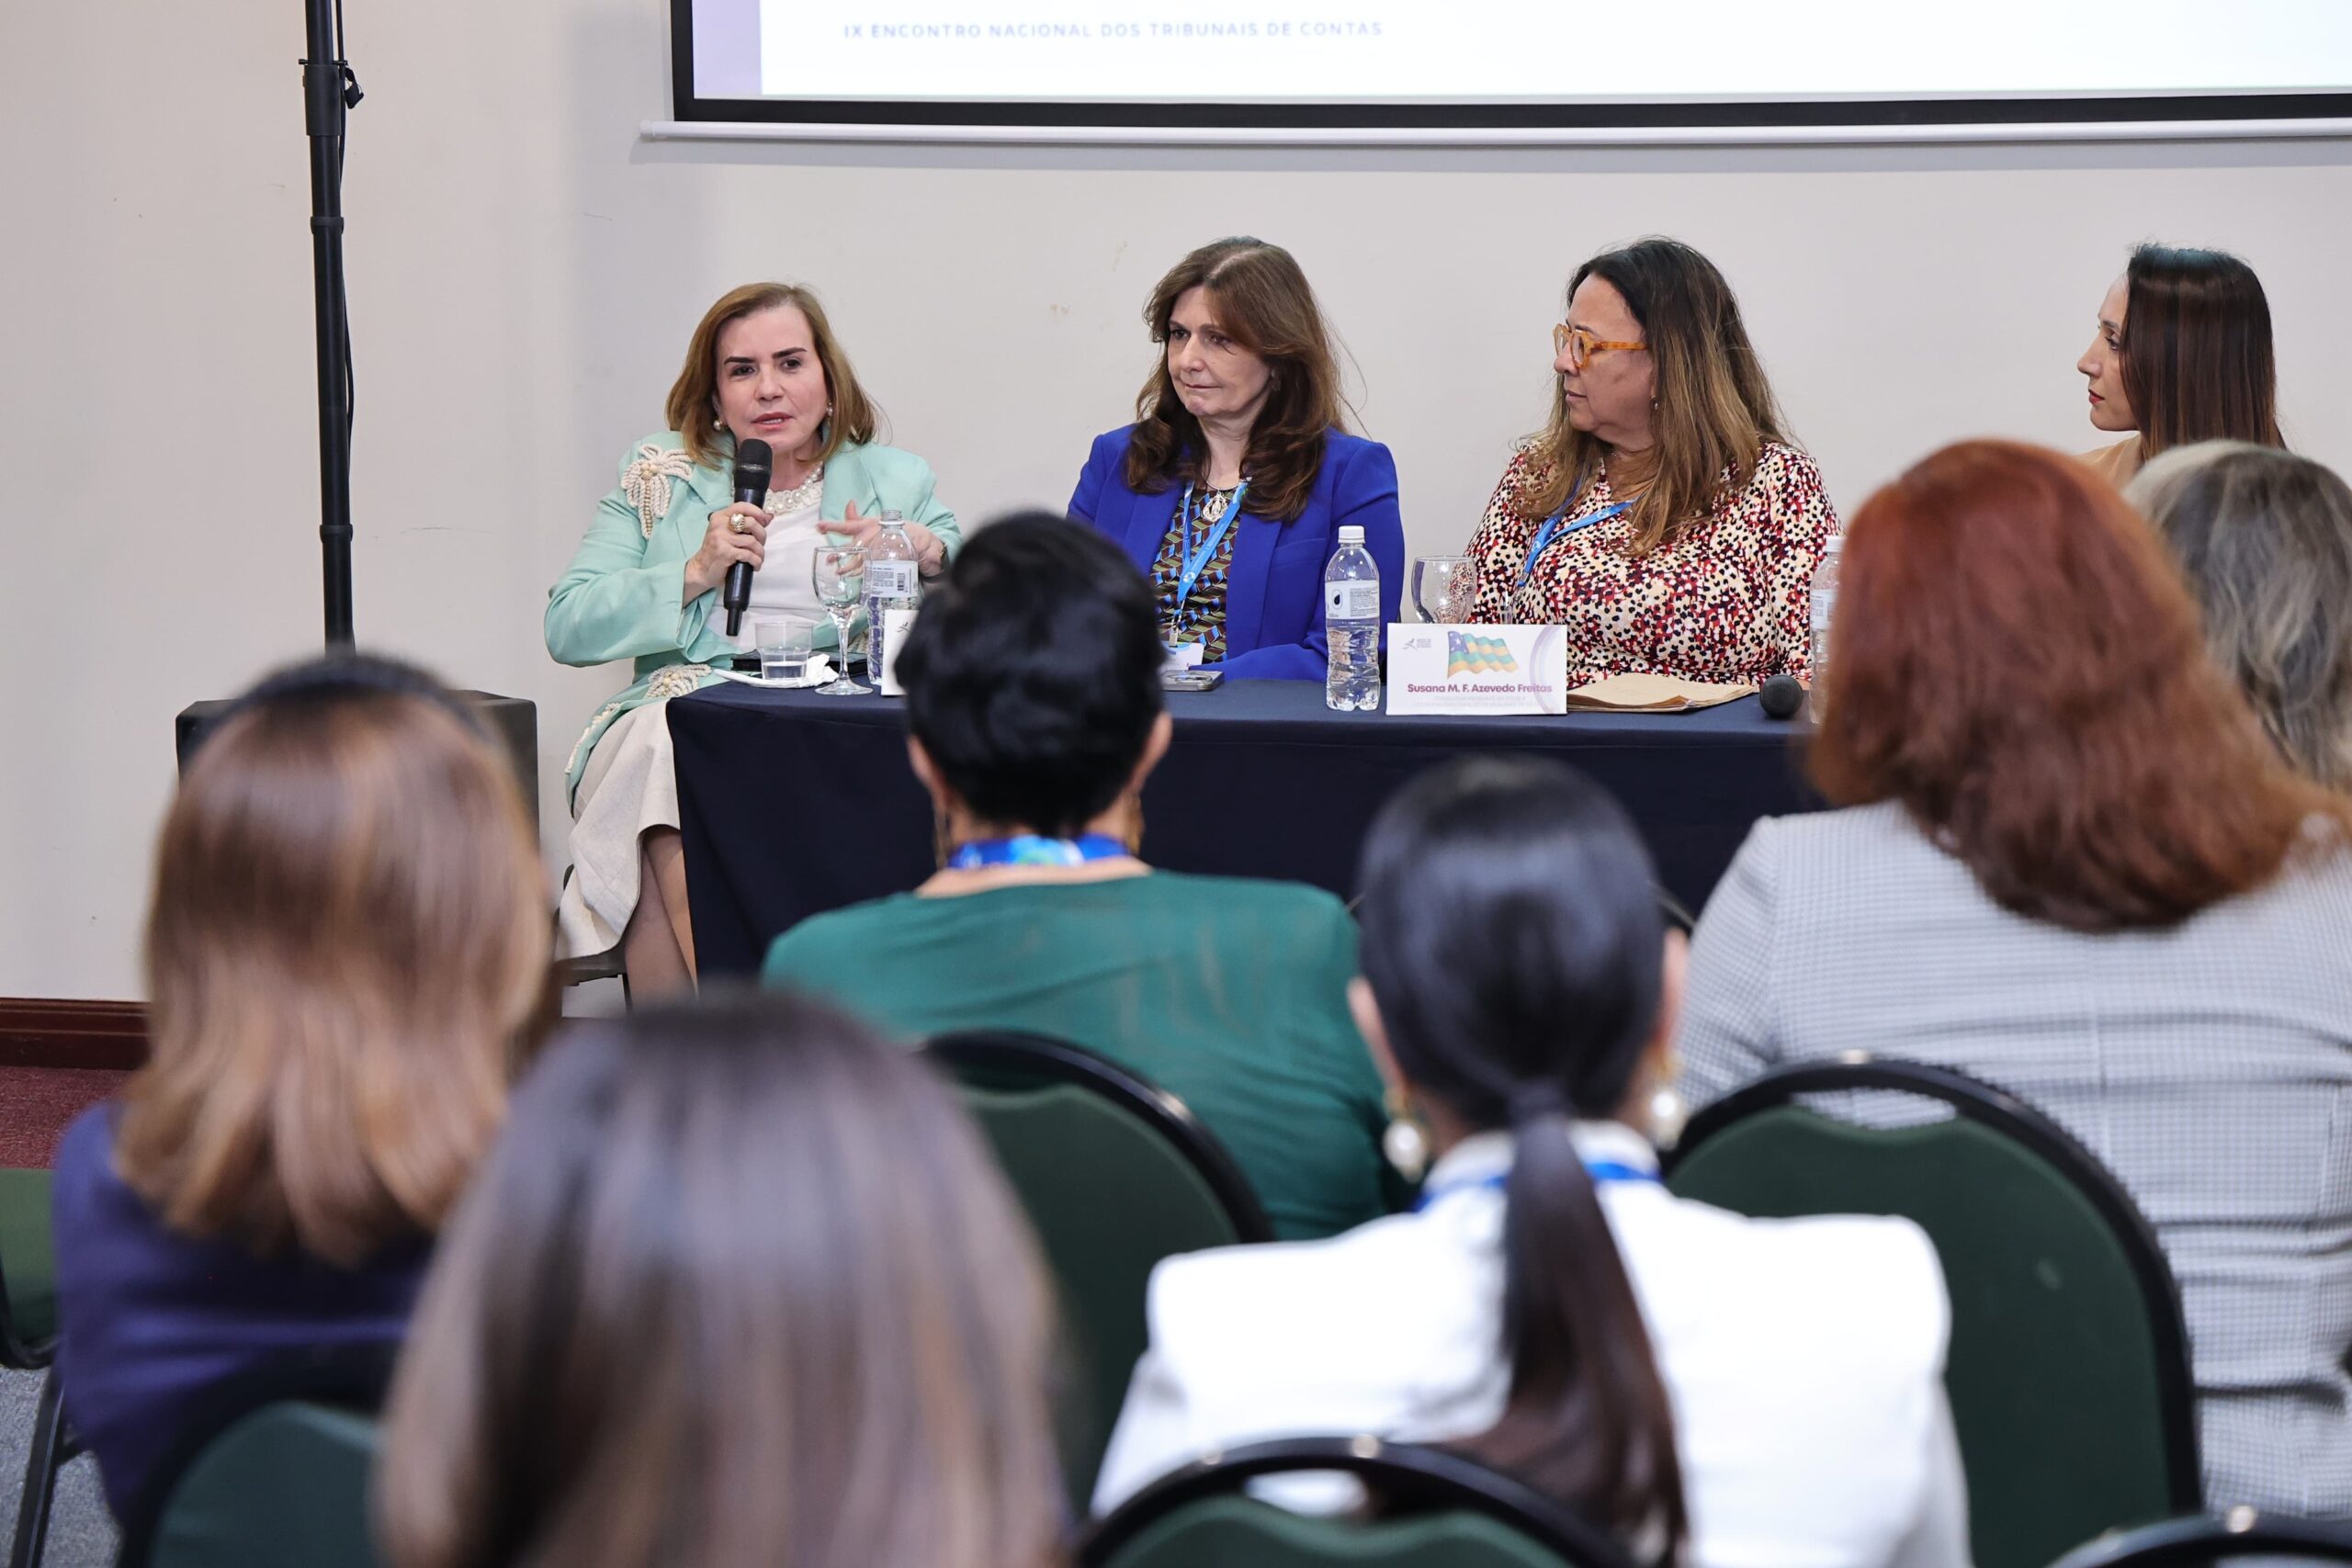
[[945, 833, 1131, 870], [1412, 1160, 1661, 1213], [1174, 479, 1249, 612], [1521, 478, 1633, 584]]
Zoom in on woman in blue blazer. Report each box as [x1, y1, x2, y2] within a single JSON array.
[[1069, 237, 1404, 682]]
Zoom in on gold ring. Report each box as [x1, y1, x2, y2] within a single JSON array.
[[729, 517, 747, 535]]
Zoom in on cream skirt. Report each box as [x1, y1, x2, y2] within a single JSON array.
[[555, 700, 679, 961]]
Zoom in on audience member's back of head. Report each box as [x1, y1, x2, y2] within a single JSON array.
[[1813, 439, 2346, 931], [2130, 441, 2352, 792], [895, 511, 1164, 838], [379, 990, 1065, 1568], [117, 653, 548, 1266], [1354, 755, 1685, 1552]]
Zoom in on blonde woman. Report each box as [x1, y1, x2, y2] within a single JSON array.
[[379, 992, 1065, 1568], [547, 282, 960, 993], [1463, 238, 1837, 685], [50, 654, 548, 1520]]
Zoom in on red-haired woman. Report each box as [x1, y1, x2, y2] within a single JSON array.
[[1675, 441, 2352, 1515]]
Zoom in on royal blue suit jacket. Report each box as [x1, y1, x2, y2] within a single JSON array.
[[1069, 425, 1407, 682]]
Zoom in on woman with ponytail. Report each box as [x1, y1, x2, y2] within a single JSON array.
[[1092, 756, 1968, 1568]]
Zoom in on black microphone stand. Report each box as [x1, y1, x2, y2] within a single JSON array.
[[302, 0, 362, 648]]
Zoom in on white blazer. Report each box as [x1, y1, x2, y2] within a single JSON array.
[[1093, 1122, 1971, 1568]]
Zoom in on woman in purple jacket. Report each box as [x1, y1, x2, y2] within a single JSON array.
[[1070, 236, 1405, 681]]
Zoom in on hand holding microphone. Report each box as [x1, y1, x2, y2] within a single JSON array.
[[684, 502, 771, 604], [719, 438, 774, 636]]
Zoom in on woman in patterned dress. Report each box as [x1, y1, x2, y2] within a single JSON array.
[[1069, 236, 1404, 680], [1462, 238, 1836, 686], [546, 282, 960, 995]]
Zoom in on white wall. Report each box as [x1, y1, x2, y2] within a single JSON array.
[[6, 0, 2349, 998]]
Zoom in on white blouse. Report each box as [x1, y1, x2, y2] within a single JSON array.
[[1093, 1122, 1969, 1568], [727, 476, 827, 649]]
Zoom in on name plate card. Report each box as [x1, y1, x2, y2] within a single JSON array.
[[1385, 624, 1569, 716]]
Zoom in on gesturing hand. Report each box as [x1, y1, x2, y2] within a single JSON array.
[[684, 502, 772, 603], [831, 502, 948, 577]]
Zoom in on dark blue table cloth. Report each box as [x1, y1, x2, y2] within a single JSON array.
[[670, 677, 1822, 978]]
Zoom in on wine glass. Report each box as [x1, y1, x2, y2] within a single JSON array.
[[1411, 556, 1472, 624], [810, 543, 870, 694]]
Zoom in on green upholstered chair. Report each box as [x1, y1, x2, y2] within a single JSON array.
[[2, 1169, 65, 1568], [2046, 1510, 2352, 1568], [123, 1404, 380, 1568], [925, 1031, 1273, 1507], [84, 1343, 396, 1568], [0, 1167, 57, 1368], [1080, 1438, 1633, 1568], [1664, 1055, 2200, 1568]]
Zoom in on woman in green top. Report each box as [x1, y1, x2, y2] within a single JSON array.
[[763, 512, 1392, 1240]]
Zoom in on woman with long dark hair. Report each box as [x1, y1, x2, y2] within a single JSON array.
[[2076, 243, 2284, 488], [1679, 440, 2352, 1513], [1068, 236, 1404, 681], [1095, 756, 1967, 1568], [379, 992, 1065, 1568]]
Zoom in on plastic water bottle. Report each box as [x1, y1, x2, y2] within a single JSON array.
[[1809, 533, 1843, 697], [1324, 524, 1382, 711], [864, 511, 921, 683]]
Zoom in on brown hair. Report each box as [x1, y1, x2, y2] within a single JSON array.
[[664, 282, 879, 470], [2120, 244, 2283, 464], [1523, 238, 1792, 555], [1812, 440, 2346, 931], [116, 656, 549, 1267], [1123, 237, 1347, 524], [378, 991, 1066, 1568], [2130, 441, 2352, 792]]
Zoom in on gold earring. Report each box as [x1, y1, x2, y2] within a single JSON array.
[[1382, 1087, 1430, 1183]]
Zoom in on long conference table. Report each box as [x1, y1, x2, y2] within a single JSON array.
[[671, 677, 1823, 978]]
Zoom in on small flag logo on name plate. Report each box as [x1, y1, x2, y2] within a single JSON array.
[[1446, 632, 1518, 677]]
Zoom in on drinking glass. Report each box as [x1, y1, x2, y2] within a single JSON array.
[[753, 615, 815, 682], [1411, 556, 1473, 624], [810, 544, 870, 694]]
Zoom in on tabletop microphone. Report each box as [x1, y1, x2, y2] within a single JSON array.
[[1758, 673, 1805, 720], [721, 437, 774, 637]]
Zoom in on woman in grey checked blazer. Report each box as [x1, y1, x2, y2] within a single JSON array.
[[1676, 440, 2352, 1515]]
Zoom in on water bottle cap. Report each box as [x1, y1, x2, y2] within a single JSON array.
[[1823, 532, 1844, 553], [1338, 525, 1365, 545], [881, 510, 905, 524]]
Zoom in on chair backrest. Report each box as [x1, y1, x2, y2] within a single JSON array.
[[133, 1403, 381, 1568], [1664, 1056, 2200, 1568], [115, 1342, 395, 1567], [2048, 1510, 2352, 1568], [1081, 1438, 1634, 1568], [0, 1166, 57, 1368], [925, 1030, 1273, 1505]]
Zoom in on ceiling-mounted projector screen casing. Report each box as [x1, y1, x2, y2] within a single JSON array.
[[673, 0, 2352, 129]]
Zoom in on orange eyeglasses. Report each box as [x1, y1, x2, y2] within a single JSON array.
[[1553, 322, 1648, 370]]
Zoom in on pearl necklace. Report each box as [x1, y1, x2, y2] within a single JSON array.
[[765, 468, 824, 514]]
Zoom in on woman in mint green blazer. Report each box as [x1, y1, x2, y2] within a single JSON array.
[[548, 282, 960, 993]]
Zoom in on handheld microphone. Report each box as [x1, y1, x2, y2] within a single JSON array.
[[1758, 673, 1805, 720], [721, 437, 774, 637]]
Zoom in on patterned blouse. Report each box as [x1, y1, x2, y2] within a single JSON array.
[[1463, 442, 1838, 684], [1148, 485, 1243, 660]]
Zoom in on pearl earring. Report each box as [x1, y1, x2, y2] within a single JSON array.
[[1382, 1087, 1430, 1182]]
